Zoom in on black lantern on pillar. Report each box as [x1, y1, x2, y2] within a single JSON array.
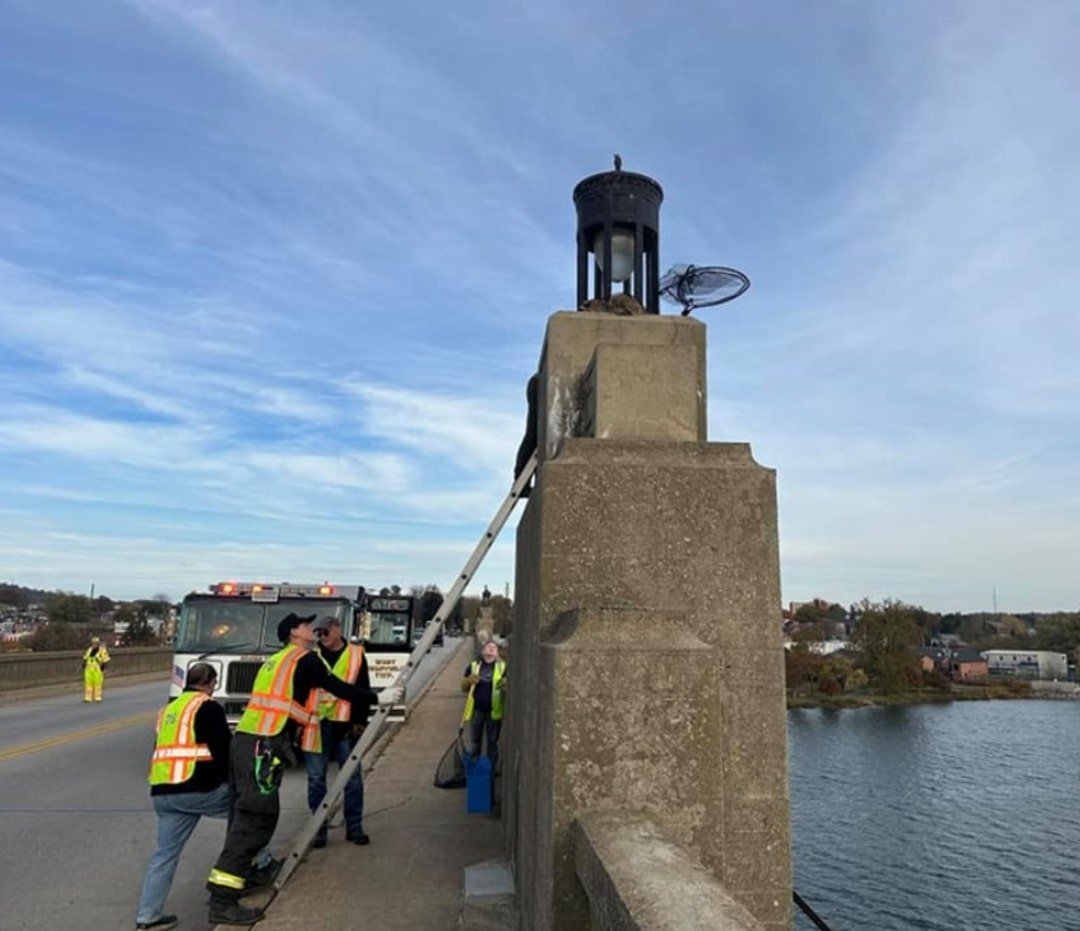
[[574, 155, 664, 314]]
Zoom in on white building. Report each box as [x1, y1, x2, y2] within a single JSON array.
[[782, 638, 849, 656], [981, 649, 1068, 680]]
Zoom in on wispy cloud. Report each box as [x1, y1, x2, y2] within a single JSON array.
[[0, 0, 1076, 610]]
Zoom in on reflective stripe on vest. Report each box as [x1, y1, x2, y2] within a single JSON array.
[[237, 645, 322, 753], [149, 691, 213, 786], [462, 660, 506, 723], [319, 644, 365, 722]]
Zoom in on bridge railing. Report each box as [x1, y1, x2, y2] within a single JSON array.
[[0, 647, 172, 692], [573, 811, 765, 930]]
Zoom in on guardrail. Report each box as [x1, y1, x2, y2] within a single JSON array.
[[574, 811, 766, 930], [0, 647, 172, 692]]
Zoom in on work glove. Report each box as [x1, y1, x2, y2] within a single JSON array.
[[378, 685, 405, 706]]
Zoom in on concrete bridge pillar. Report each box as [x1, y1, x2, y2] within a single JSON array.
[[503, 311, 791, 929]]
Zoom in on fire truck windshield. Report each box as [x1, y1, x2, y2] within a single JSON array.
[[176, 599, 350, 653]]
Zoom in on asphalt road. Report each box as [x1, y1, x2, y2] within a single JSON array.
[[0, 638, 460, 931]]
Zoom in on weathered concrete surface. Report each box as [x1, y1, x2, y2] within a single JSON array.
[[537, 311, 706, 462], [463, 859, 517, 930], [574, 812, 765, 930], [505, 311, 791, 930], [476, 603, 496, 644]]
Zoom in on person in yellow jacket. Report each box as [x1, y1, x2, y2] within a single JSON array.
[[461, 639, 507, 765], [307, 616, 375, 849], [83, 635, 110, 702], [205, 612, 394, 926]]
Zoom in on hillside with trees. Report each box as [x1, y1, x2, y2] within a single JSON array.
[[785, 596, 1078, 706]]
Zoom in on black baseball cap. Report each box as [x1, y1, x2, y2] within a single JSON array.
[[277, 612, 317, 643]]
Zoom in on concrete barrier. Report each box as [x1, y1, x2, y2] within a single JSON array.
[[0, 648, 172, 692], [574, 812, 766, 931]]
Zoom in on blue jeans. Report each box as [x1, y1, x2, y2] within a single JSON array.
[[305, 724, 364, 836], [136, 785, 230, 923]]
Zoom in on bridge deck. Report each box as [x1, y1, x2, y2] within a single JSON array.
[[254, 640, 505, 930]]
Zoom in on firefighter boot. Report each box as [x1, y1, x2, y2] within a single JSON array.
[[245, 856, 283, 890], [208, 896, 264, 926]]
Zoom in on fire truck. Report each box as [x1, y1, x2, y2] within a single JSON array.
[[171, 581, 415, 723]]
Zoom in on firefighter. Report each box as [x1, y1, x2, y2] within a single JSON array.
[[83, 635, 110, 702], [205, 612, 401, 926], [307, 616, 375, 848], [461, 639, 507, 765], [135, 662, 229, 931]]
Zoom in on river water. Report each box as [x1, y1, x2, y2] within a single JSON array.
[[789, 700, 1080, 931]]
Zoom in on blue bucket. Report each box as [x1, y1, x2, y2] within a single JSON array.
[[465, 754, 494, 813]]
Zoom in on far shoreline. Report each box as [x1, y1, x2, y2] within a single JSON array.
[[785, 682, 1069, 711]]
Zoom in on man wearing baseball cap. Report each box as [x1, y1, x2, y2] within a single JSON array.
[[306, 616, 374, 848], [205, 612, 398, 925]]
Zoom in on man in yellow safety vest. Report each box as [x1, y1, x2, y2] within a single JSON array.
[[461, 639, 507, 765], [134, 662, 230, 930], [83, 635, 110, 702], [205, 612, 399, 926], [307, 616, 374, 848]]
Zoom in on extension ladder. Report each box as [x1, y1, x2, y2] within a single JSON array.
[[273, 451, 537, 890]]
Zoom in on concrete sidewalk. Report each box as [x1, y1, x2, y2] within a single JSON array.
[[255, 639, 506, 931]]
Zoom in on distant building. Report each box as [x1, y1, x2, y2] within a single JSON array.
[[981, 649, 1067, 681], [949, 649, 988, 681], [917, 647, 950, 674], [782, 638, 848, 656]]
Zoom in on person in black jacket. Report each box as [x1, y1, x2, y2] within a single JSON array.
[[205, 613, 400, 926], [134, 663, 232, 930]]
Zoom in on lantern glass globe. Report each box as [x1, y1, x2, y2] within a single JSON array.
[[593, 228, 635, 283]]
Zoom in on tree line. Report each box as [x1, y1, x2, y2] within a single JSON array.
[[787, 597, 1080, 697]]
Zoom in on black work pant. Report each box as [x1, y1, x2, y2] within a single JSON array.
[[468, 710, 501, 765], [207, 731, 283, 900]]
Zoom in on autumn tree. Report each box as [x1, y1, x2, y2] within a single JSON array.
[[851, 598, 923, 693], [24, 622, 88, 652], [45, 593, 94, 626], [120, 603, 159, 646], [784, 644, 824, 697], [1034, 613, 1080, 662]]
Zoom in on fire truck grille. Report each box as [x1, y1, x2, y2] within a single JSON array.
[[226, 661, 262, 695]]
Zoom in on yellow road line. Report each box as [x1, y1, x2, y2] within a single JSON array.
[[0, 710, 156, 763]]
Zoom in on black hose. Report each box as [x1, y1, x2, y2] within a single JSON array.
[[793, 890, 834, 931]]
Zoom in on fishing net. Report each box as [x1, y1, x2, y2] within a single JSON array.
[[433, 731, 468, 789]]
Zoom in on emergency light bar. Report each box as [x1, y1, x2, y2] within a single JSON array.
[[210, 581, 338, 598]]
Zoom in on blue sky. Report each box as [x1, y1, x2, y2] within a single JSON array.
[[1, 1, 1077, 612]]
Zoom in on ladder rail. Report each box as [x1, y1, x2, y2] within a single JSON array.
[[273, 451, 537, 891]]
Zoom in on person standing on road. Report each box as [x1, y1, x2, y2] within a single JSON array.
[[205, 612, 399, 926], [134, 663, 230, 931], [83, 635, 110, 702], [306, 616, 376, 848], [461, 639, 507, 765]]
